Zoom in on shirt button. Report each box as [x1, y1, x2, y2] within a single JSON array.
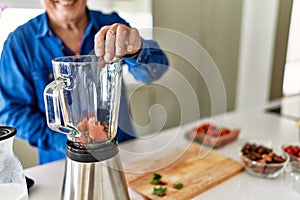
[[48, 73, 54, 79], [137, 56, 142, 62], [152, 68, 157, 73]]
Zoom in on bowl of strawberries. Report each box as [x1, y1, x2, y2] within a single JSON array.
[[185, 123, 240, 148], [282, 143, 300, 171]]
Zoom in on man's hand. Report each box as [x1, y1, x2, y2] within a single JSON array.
[[94, 23, 142, 62]]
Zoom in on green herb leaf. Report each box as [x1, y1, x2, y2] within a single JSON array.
[[153, 173, 162, 180], [173, 182, 183, 189], [151, 179, 161, 184], [153, 186, 167, 196], [151, 173, 162, 185]]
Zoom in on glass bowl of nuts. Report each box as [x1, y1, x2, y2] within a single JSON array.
[[282, 142, 300, 172], [240, 140, 289, 178]]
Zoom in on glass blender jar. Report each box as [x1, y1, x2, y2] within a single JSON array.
[[44, 55, 129, 200]]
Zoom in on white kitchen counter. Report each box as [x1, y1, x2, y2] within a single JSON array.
[[25, 109, 300, 200]]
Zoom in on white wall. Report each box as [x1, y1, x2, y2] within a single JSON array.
[[152, 0, 242, 120], [236, 0, 280, 110], [0, 8, 44, 55]]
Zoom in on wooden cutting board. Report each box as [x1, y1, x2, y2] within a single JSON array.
[[124, 144, 243, 200]]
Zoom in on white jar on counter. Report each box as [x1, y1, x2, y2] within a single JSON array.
[[0, 126, 28, 200]]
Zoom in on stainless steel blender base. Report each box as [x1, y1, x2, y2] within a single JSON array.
[[62, 154, 129, 200], [61, 150, 129, 200]]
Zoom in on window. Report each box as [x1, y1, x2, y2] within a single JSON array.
[[283, 0, 300, 96]]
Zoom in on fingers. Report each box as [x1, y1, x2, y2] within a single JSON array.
[[115, 25, 127, 57], [94, 25, 109, 58], [104, 23, 118, 62], [127, 28, 142, 55], [94, 23, 142, 62]]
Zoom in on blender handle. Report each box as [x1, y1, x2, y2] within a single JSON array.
[[43, 77, 72, 135]]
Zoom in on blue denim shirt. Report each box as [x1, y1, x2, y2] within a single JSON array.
[[0, 9, 168, 164]]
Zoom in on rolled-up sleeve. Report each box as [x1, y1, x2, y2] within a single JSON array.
[[122, 39, 169, 83]]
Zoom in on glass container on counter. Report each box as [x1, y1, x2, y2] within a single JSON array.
[[0, 126, 28, 200]]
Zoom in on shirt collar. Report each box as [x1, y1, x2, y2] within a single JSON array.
[[37, 12, 51, 38]]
